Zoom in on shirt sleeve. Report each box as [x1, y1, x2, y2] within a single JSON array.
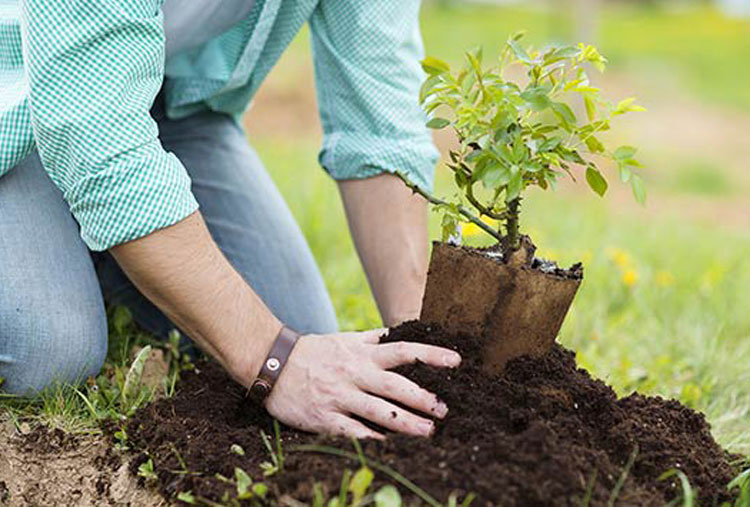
[[309, 0, 439, 191], [20, 0, 199, 251]]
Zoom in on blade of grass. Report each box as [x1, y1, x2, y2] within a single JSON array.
[[290, 443, 442, 507], [607, 445, 638, 507]]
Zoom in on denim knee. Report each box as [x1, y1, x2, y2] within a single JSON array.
[[0, 307, 108, 396]]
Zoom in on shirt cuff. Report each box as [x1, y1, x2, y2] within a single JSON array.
[[319, 132, 439, 192], [65, 143, 199, 251]]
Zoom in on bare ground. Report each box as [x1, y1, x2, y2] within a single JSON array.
[[0, 420, 163, 506]]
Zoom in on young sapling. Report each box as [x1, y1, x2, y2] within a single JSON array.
[[401, 32, 645, 253], [406, 33, 645, 372]]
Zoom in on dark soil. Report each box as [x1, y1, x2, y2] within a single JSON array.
[[466, 237, 583, 281], [125, 321, 739, 506]]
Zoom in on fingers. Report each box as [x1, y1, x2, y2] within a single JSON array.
[[356, 328, 388, 344], [326, 413, 384, 440], [363, 371, 448, 419], [374, 342, 461, 370], [347, 393, 435, 437]]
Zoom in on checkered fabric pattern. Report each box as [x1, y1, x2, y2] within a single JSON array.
[[0, 0, 438, 251]]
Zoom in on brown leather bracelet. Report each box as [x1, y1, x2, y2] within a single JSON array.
[[248, 325, 301, 405]]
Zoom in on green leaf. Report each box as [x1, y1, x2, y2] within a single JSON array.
[[453, 166, 469, 189], [613, 145, 637, 160], [552, 46, 580, 60], [122, 345, 151, 408], [466, 47, 483, 74], [137, 459, 156, 480], [113, 306, 132, 335], [461, 493, 477, 507], [539, 137, 562, 152], [618, 163, 632, 183], [523, 161, 543, 173], [441, 213, 460, 242], [511, 139, 526, 162], [583, 95, 597, 122], [658, 469, 694, 507], [426, 117, 450, 129], [419, 75, 441, 104], [252, 483, 268, 498], [480, 163, 511, 188], [615, 97, 646, 114], [421, 57, 450, 75], [584, 135, 605, 154], [551, 102, 577, 124], [350, 466, 374, 505], [508, 39, 533, 64], [235, 467, 253, 499], [177, 491, 196, 504], [374, 485, 402, 507], [520, 87, 551, 111], [727, 469, 750, 492], [560, 149, 586, 165], [506, 168, 523, 201], [631, 174, 647, 204], [585, 166, 608, 197]]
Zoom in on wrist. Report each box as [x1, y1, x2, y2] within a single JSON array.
[[227, 309, 283, 388]]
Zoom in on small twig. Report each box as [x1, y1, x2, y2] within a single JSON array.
[[465, 181, 507, 221], [395, 172, 503, 242]]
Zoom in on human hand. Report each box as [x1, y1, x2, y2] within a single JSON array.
[[264, 329, 461, 439]]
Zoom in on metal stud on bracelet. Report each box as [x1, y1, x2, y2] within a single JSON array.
[[247, 325, 301, 405]]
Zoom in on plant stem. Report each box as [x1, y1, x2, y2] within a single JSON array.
[[395, 172, 502, 242], [503, 198, 520, 252], [466, 181, 508, 220]]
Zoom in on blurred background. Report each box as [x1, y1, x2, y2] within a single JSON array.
[[242, 0, 750, 452]]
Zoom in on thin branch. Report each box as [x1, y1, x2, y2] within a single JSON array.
[[465, 181, 508, 220], [395, 172, 503, 242]]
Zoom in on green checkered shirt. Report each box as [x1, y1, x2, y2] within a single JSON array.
[[0, 0, 438, 250]]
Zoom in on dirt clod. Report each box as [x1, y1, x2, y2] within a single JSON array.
[[126, 321, 738, 506]]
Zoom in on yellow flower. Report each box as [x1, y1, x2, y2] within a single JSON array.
[[655, 270, 674, 287], [461, 216, 496, 237], [607, 247, 631, 269], [700, 264, 726, 290], [622, 269, 638, 287], [580, 249, 593, 264]]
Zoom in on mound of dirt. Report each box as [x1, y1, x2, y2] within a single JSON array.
[[126, 321, 739, 505]]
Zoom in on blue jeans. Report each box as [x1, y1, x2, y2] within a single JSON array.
[[0, 102, 338, 396]]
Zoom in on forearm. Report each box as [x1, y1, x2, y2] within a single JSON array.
[[111, 208, 459, 441], [109, 211, 281, 386], [338, 174, 429, 327]]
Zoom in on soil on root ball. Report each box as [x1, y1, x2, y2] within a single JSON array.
[[125, 321, 739, 506]]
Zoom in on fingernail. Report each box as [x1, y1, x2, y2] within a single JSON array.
[[420, 421, 435, 436], [433, 401, 449, 418], [443, 352, 461, 367]]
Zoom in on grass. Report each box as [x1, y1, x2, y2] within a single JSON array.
[[419, 2, 750, 111]]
